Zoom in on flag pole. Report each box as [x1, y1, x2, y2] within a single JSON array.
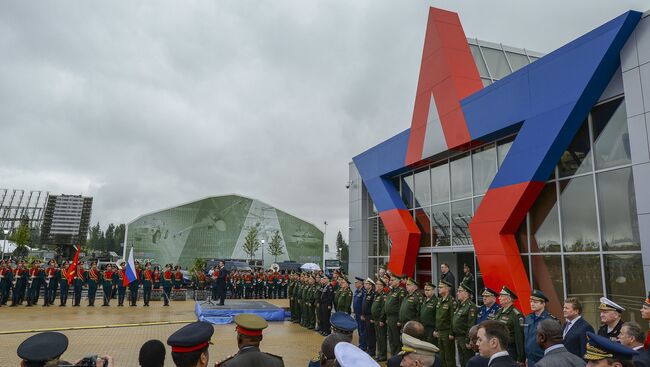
[[122, 223, 128, 261]]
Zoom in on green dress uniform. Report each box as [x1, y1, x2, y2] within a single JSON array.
[[305, 282, 317, 329], [435, 294, 457, 367], [419, 295, 438, 344], [288, 277, 296, 322], [495, 304, 525, 363], [334, 287, 353, 314], [371, 288, 388, 361], [384, 285, 406, 356], [452, 298, 477, 367], [398, 288, 422, 326]]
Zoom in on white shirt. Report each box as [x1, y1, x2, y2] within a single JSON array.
[[488, 351, 510, 365], [563, 315, 581, 337], [544, 344, 565, 355]]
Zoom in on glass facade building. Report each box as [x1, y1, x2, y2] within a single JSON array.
[[350, 11, 650, 328]]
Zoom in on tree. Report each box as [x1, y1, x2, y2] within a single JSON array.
[[105, 223, 116, 252], [336, 231, 349, 273], [242, 226, 261, 262], [12, 214, 31, 258], [114, 224, 126, 251], [88, 222, 102, 249], [268, 230, 285, 263]]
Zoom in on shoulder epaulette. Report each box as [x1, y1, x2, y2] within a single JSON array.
[[265, 352, 284, 360], [216, 354, 235, 367]]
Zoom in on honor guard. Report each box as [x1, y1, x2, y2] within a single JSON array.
[[419, 281, 438, 345], [371, 278, 388, 362], [116, 261, 127, 306], [335, 277, 353, 314], [58, 262, 70, 306], [452, 281, 477, 367], [174, 266, 183, 289], [12, 261, 28, 306], [398, 277, 422, 328], [17, 332, 69, 366], [162, 264, 173, 306], [494, 286, 525, 364], [72, 261, 86, 307], [101, 264, 114, 306], [385, 274, 407, 356], [44, 260, 58, 306], [435, 279, 457, 367], [524, 289, 557, 365], [0, 260, 14, 305], [597, 297, 625, 342], [217, 314, 285, 367], [167, 321, 214, 367], [26, 260, 43, 307], [476, 287, 501, 323], [128, 261, 141, 306], [87, 261, 100, 306], [142, 262, 153, 306]]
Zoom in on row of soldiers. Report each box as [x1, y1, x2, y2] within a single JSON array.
[[0, 258, 186, 307], [201, 269, 289, 299]]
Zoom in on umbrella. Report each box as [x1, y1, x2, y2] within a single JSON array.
[[300, 263, 321, 271]]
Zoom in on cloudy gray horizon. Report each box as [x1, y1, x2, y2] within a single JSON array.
[[1, 0, 647, 248]]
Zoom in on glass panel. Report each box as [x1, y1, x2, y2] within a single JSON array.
[[377, 257, 389, 274], [558, 121, 592, 178], [450, 154, 472, 200], [604, 254, 645, 325], [451, 199, 473, 246], [431, 163, 450, 205], [482, 78, 492, 87], [530, 183, 561, 253], [369, 258, 378, 279], [368, 217, 378, 256], [560, 176, 599, 252], [431, 204, 451, 247], [378, 219, 391, 256], [531, 255, 564, 319], [497, 137, 514, 168], [416, 255, 432, 285], [415, 208, 432, 247], [529, 56, 540, 62], [472, 144, 497, 195], [505, 51, 530, 72], [565, 255, 603, 328], [516, 218, 529, 253], [592, 98, 631, 170], [413, 169, 431, 207], [598, 168, 640, 251], [401, 174, 414, 209], [469, 44, 490, 77], [368, 192, 378, 217], [481, 47, 511, 80], [473, 196, 484, 213]]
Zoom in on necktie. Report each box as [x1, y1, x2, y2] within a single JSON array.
[[563, 321, 572, 337]]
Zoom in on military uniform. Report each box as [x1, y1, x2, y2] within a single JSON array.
[[494, 286, 524, 363], [26, 262, 43, 306], [371, 282, 388, 361], [361, 279, 376, 357], [305, 279, 317, 329], [524, 290, 557, 366], [117, 267, 127, 306], [384, 278, 406, 356], [12, 264, 28, 306], [319, 278, 334, 335], [72, 264, 86, 307], [435, 280, 457, 367], [217, 314, 285, 367], [0, 262, 14, 305], [288, 275, 296, 322], [596, 297, 626, 343], [476, 287, 501, 324], [334, 284, 353, 314], [142, 267, 153, 306], [101, 267, 114, 306], [87, 264, 100, 306], [167, 321, 213, 365], [162, 267, 173, 306], [419, 287, 438, 344], [44, 263, 58, 306], [58, 265, 70, 306], [398, 278, 422, 326], [452, 282, 477, 367]]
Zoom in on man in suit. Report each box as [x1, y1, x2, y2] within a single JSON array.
[[618, 321, 650, 367], [476, 320, 518, 367], [534, 319, 585, 367], [217, 314, 284, 367], [563, 297, 595, 358], [216, 261, 228, 306], [440, 263, 455, 296], [598, 297, 625, 342]]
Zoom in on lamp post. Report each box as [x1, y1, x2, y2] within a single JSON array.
[[1, 229, 9, 260], [261, 239, 265, 267]]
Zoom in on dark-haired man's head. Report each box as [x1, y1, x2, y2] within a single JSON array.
[[402, 320, 425, 339], [139, 339, 166, 367], [476, 320, 509, 358], [171, 347, 208, 367], [320, 333, 349, 366], [536, 319, 564, 351]]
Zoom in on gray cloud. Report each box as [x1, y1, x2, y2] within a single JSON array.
[[1, 0, 646, 247]]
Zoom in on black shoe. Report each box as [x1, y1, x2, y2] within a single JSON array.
[[59, 304, 65, 307]]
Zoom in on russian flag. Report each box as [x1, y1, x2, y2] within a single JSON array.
[[124, 247, 138, 286]]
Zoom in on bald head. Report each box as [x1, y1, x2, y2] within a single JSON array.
[[402, 320, 425, 339]]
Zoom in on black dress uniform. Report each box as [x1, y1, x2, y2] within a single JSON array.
[[319, 278, 334, 336], [596, 297, 625, 342], [217, 314, 285, 367], [361, 279, 376, 357]]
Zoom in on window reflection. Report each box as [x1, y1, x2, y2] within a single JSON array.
[[415, 208, 432, 247], [531, 255, 564, 320], [451, 199, 473, 246], [565, 255, 602, 327], [516, 218, 528, 253], [560, 176, 599, 252], [431, 163, 450, 205], [472, 144, 497, 195], [558, 121, 591, 178], [598, 168, 640, 251], [592, 98, 631, 170], [530, 184, 561, 253], [451, 154, 472, 200], [604, 254, 645, 324], [378, 219, 391, 256], [481, 47, 511, 80], [369, 217, 378, 256], [505, 51, 530, 72], [497, 138, 514, 168], [469, 44, 490, 77], [431, 204, 451, 246], [414, 169, 431, 207], [401, 175, 414, 209]]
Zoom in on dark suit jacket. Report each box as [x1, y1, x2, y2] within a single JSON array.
[[488, 355, 518, 367], [218, 346, 284, 367], [563, 317, 594, 359], [633, 346, 650, 367], [534, 346, 586, 367], [467, 354, 489, 367]]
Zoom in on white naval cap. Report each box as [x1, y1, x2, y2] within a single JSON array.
[[599, 297, 625, 313], [334, 342, 379, 367], [401, 333, 440, 356]]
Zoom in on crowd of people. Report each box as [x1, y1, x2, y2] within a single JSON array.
[[0, 258, 187, 307]]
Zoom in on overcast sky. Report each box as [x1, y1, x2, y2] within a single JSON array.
[[1, 0, 647, 247]]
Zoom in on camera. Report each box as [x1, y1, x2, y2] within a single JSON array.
[[345, 181, 351, 189], [76, 355, 98, 366]]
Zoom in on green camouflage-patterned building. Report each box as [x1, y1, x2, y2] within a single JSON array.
[[127, 195, 323, 268]]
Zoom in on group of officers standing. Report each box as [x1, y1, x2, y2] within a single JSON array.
[[288, 263, 650, 367], [0, 258, 187, 308]]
